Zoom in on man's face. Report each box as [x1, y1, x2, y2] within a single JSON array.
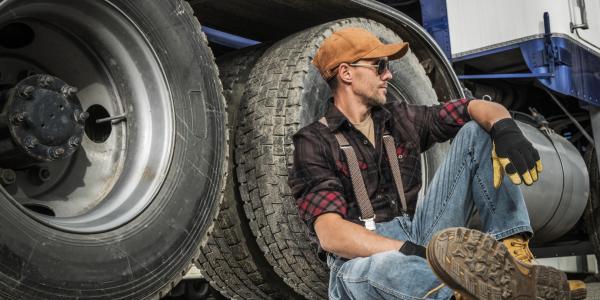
[[349, 58, 392, 107]]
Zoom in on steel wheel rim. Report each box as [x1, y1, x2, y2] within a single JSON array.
[[0, 0, 175, 233]]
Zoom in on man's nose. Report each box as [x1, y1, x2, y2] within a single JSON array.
[[381, 68, 392, 81]]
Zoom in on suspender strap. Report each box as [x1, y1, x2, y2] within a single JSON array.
[[319, 117, 376, 230], [382, 133, 409, 215], [318, 117, 409, 228]]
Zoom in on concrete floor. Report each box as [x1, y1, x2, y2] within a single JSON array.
[[172, 264, 600, 299], [587, 282, 600, 299]]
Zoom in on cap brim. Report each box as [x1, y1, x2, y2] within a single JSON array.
[[363, 42, 409, 61]]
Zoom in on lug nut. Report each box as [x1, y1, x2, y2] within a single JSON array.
[[10, 112, 27, 125], [75, 111, 89, 123], [38, 75, 54, 87], [18, 85, 35, 99], [0, 169, 16, 186], [61, 85, 78, 97], [23, 136, 37, 149], [68, 136, 80, 147], [49, 147, 65, 159]]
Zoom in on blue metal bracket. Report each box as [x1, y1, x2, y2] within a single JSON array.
[[458, 12, 555, 80], [420, 0, 452, 58], [201, 26, 261, 49], [542, 12, 557, 75]]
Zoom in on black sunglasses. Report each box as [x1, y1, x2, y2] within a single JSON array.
[[349, 59, 389, 76]]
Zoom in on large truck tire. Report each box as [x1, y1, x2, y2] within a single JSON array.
[[0, 1, 226, 299], [235, 18, 447, 299], [196, 46, 300, 300]]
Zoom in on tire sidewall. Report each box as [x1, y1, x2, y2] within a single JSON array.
[[0, 1, 226, 298]]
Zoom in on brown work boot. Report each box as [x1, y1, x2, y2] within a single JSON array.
[[453, 291, 474, 299], [502, 234, 535, 264], [569, 280, 587, 300], [503, 234, 587, 299], [426, 227, 570, 299]]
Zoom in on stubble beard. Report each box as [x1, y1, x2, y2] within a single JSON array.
[[357, 81, 387, 107], [366, 89, 386, 107]]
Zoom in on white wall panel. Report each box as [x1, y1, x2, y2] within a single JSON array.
[[570, 0, 600, 49], [446, 0, 599, 57]]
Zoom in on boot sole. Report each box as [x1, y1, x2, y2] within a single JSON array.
[[426, 227, 570, 299], [570, 287, 586, 300]]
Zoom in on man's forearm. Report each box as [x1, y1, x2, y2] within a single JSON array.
[[467, 99, 511, 131], [314, 213, 403, 259]]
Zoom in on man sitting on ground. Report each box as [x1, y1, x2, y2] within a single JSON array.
[[288, 27, 581, 299]]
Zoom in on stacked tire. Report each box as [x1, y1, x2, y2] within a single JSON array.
[[200, 17, 446, 299], [197, 47, 300, 300]]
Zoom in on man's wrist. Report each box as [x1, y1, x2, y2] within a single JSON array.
[[490, 117, 518, 138]]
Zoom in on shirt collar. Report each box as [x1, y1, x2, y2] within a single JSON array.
[[323, 98, 392, 132]]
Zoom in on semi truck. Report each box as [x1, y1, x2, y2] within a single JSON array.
[[0, 0, 598, 299]]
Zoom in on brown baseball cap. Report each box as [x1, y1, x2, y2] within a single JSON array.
[[312, 27, 409, 80]]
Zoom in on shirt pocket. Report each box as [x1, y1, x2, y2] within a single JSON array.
[[393, 141, 416, 160], [392, 141, 420, 184]]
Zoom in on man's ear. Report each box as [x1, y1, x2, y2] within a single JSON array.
[[338, 63, 352, 84]]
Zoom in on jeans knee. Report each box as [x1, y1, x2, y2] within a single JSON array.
[[368, 251, 426, 279], [457, 121, 491, 145], [460, 121, 486, 136]]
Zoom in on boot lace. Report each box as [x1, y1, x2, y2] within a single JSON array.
[[508, 239, 535, 264]]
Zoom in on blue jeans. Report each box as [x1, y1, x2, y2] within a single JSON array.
[[327, 121, 533, 300]]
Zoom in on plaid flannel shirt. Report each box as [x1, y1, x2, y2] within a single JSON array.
[[288, 98, 472, 250]]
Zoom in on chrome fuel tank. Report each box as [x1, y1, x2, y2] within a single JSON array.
[[518, 122, 589, 242]]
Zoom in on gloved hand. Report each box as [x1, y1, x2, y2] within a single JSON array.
[[399, 241, 426, 259], [490, 118, 543, 189]]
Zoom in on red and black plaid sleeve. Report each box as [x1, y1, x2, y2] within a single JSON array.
[[438, 98, 471, 126], [296, 191, 347, 221], [288, 126, 348, 228]]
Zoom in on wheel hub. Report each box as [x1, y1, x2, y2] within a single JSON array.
[[3, 74, 85, 166]]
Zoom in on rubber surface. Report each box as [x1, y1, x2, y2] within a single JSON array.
[[427, 227, 570, 299], [197, 46, 300, 300], [0, 1, 227, 299], [235, 17, 445, 299]]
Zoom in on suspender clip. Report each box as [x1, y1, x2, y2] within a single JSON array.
[[359, 216, 376, 231]]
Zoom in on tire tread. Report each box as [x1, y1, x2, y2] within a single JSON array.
[[235, 18, 425, 299], [197, 46, 299, 300]]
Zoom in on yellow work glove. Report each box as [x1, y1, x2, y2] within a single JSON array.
[[490, 118, 543, 189]]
